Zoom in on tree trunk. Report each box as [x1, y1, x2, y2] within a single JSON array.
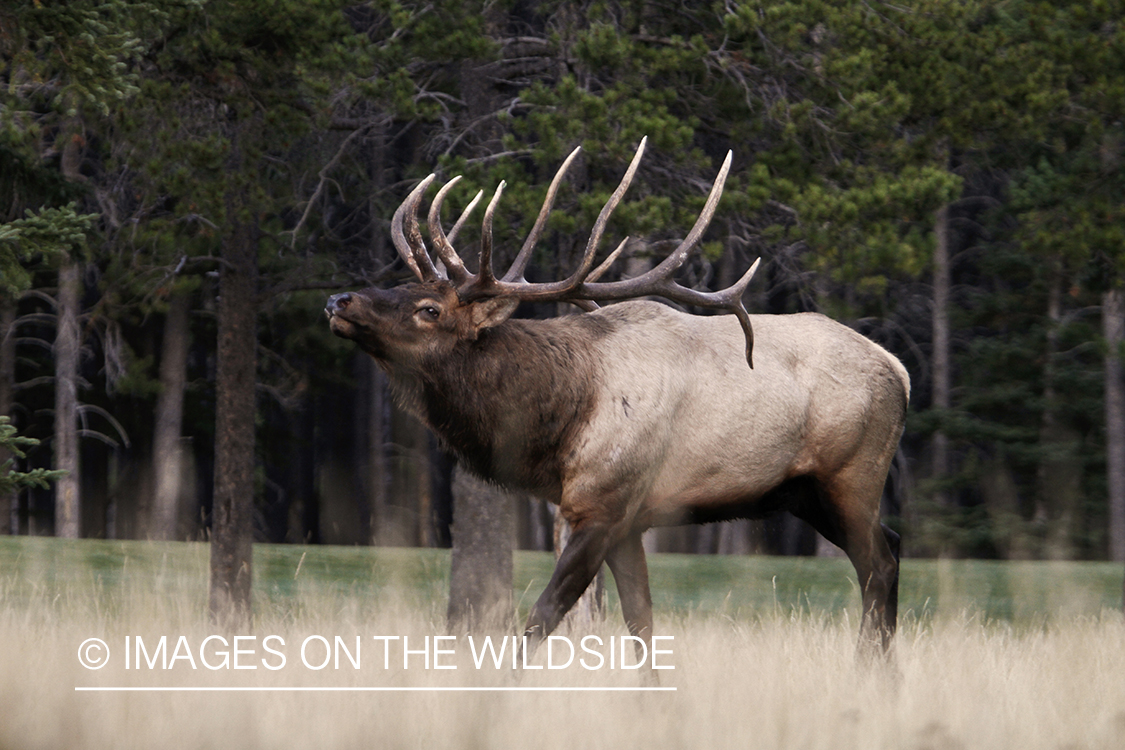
[[151, 289, 191, 541], [361, 122, 390, 546], [209, 208, 258, 625], [447, 466, 514, 633], [430, 440, 454, 548], [443, 14, 516, 627], [1036, 264, 1082, 559], [0, 295, 15, 534], [54, 260, 81, 538], [982, 453, 1026, 559], [355, 356, 389, 545], [381, 408, 428, 546], [1103, 288, 1125, 564], [717, 519, 754, 555], [931, 204, 952, 509]]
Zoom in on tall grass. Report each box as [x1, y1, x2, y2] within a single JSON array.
[[1, 537, 1123, 749]]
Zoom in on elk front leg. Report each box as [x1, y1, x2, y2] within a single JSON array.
[[522, 523, 613, 652]]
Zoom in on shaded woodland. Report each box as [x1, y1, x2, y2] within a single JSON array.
[[2, 0, 1124, 568]]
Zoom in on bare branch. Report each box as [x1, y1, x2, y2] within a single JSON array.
[[287, 124, 379, 249]]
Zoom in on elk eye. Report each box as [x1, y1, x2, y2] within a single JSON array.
[[417, 306, 440, 321]]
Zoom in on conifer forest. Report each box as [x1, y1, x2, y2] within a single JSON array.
[[2, 0, 1124, 567]]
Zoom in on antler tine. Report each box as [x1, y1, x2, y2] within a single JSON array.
[[562, 237, 630, 313], [575, 149, 729, 299], [574, 151, 762, 367], [449, 141, 758, 365], [565, 136, 647, 289], [406, 184, 442, 281], [644, 149, 731, 280], [502, 145, 583, 283], [586, 237, 630, 283], [428, 176, 471, 284], [458, 138, 647, 303], [448, 189, 484, 245], [478, 181, 506, 285], [677, 257, 760, 367], [391, 174, 439, 281], [584, 256, 760, 366]]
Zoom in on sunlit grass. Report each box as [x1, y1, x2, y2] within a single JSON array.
[[1, 537, 1123, 749]]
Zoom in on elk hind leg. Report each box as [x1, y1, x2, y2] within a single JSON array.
[[797, 472, 899, 658], [845, 513, 899, 658], [879, 522, 901, 643]]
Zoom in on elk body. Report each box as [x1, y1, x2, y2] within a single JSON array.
[[326, 139, 908, 656]]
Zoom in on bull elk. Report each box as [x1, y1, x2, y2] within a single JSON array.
[[326, 138, 908, 658]]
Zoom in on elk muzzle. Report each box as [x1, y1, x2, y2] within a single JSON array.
[[325, 292, 359, 339], [325, 292, 352, 317]]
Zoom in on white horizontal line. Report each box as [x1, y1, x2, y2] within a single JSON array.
[[75, 686, 675, 693]]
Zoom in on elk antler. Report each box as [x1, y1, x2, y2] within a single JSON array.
[[389, 138, 761, 367]]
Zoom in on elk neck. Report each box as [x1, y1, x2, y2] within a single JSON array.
[[382, 313, 614, 498]]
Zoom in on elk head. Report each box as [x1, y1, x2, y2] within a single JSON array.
[[326, 137, 761, 367], [326, 281, 518, 368]]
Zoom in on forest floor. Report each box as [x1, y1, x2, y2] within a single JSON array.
[[1, 537, 1123, 749]]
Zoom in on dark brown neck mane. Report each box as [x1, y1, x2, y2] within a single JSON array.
[[382, 314, 614, 496]]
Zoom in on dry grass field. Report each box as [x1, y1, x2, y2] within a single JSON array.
[[1, 537, 1123, 750]]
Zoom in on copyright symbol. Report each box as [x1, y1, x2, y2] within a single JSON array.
[[78, 638, 110, 670]]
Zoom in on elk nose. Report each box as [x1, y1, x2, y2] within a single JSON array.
[[325, 293, 351, 316]]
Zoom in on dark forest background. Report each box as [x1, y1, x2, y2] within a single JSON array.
[[2, 0, 1124, 563]]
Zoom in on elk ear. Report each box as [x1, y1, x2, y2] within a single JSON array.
[[468, 296, 519, 331]]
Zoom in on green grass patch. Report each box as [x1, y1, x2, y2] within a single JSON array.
[[0, 536, 1120, 626]]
